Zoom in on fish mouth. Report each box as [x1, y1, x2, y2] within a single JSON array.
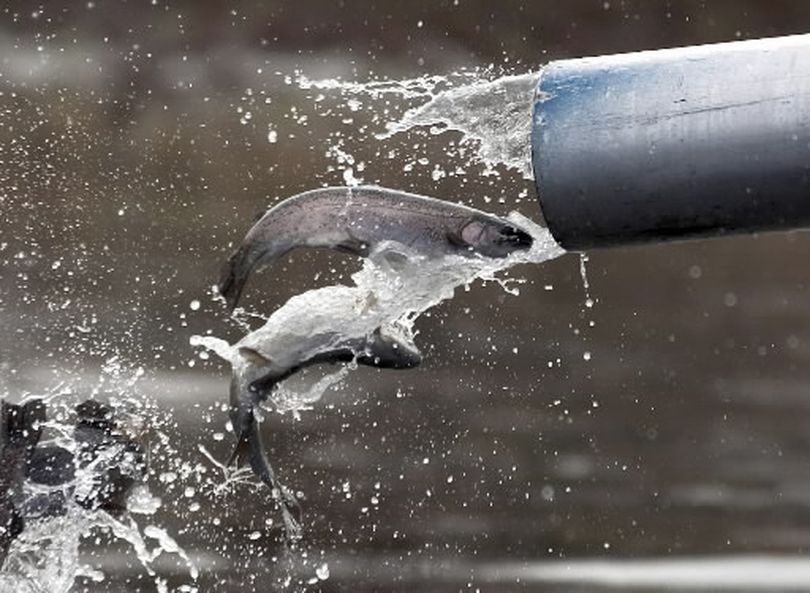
[[499, 224, 533, 250]]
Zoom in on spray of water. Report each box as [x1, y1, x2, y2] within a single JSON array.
[[379, 73, 539, 179], [187, 69, 560, 552], [297, 69, 540, 181], [0, 367, 197, 593]]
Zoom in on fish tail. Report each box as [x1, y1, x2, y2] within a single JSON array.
[[227, 375, 302, 539], [245, 423, 302, 541], [218, 232, 295, 311], [217, 244, 256, 311], [227, 373, 254, 466]]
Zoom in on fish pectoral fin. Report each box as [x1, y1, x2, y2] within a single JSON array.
[[334, 230, 370, 257], [357, 326, 423, 369]]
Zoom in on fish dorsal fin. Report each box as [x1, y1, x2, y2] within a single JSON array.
[[357, 325, 422, 369]]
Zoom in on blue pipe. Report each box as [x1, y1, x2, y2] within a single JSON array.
[[532, 34, 810, 250]]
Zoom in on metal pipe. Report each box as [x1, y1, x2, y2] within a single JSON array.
[[531, 34, 810, 250]]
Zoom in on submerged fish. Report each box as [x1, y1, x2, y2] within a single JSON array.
[[228, 322, 422, 538], [218, 185, 533, 310]]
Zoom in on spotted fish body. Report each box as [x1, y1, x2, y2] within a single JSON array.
[[218, 186, 533, 310]]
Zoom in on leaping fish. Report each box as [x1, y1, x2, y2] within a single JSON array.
[[228, 322, 422, 538], [217, 186, 533, 310]]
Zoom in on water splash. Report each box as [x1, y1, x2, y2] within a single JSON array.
[[297, 69, 540, 180], [296, 71, 477, 101], [379, 73, 539, 179], [1, 497, 196, 593], [0, 369, 196, 593], [579, 253, 593, 307]]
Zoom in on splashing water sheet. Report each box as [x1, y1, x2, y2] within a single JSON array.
[[296, 69, 541, 182], [0, 370, 199, 593]]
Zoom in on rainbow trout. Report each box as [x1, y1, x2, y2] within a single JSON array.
[[228, 322, 422, 539], [218, 186, 533, 310]]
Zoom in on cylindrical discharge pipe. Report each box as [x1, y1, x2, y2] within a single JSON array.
[[532, 34, 810, 250]]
